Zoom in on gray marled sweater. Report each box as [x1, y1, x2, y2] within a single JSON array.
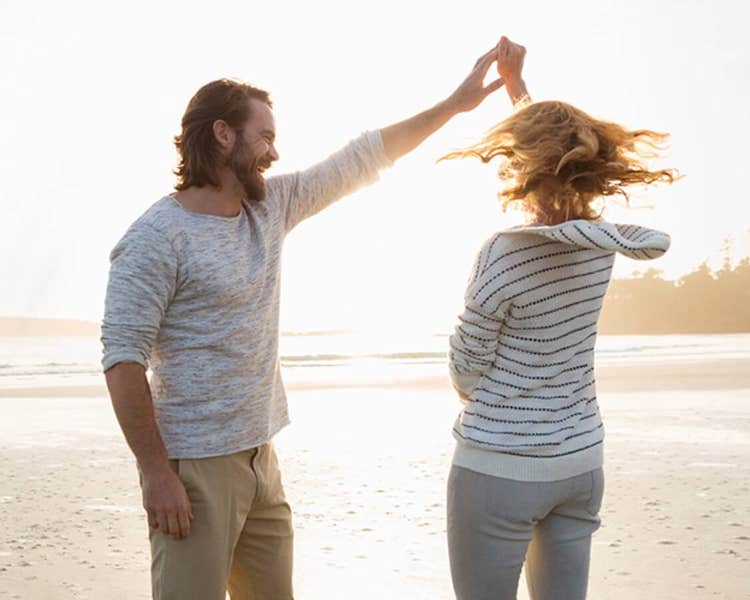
[[101, 131, 391, 458]]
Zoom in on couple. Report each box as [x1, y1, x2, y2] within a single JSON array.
[[101, 36, 674, 600]]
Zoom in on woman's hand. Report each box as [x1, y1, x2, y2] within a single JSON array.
[[452, 383, 470, 405], [496, 36, 531, 107], [496, 35, 526, 82]]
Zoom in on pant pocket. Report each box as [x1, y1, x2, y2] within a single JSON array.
[[585, 468, 605, 516], [254, 444, 288, 507]]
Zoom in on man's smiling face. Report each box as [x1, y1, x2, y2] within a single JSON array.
[[228, 98, 279, 202]]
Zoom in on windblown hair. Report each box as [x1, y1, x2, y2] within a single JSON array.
[[441, 101, 677, 225], [174, 79, 272, 190]]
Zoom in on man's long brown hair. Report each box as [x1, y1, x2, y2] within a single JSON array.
[[173, 79, 272, 191]]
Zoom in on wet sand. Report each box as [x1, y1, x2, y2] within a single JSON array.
[[0, 359, 748, 599]]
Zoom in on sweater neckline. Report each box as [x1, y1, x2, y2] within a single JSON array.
[[166, 194, 245, 223]]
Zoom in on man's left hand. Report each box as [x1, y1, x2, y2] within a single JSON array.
[[445, 46, 505, 114]]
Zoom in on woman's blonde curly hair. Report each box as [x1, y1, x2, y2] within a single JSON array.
[[441, 101, 678, 225]]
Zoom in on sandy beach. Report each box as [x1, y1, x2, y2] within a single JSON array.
[[1, 358, 749, 599]]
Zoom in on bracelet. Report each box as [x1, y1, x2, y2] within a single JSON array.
[[513, 93, 533, 111]]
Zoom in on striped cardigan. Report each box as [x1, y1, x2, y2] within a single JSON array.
[[448, 219, 670, 481]]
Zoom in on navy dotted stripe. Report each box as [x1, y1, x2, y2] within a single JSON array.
[[455, 331, 497, 355], [504, 321, 597, 344], [452, 430, 604, 458], [480, 376, 576, 392], [462, 408, 587, 425], [481, 233, 505, 273], [518, 393, 569, 400], [475, 382, 595, 401], [596, 227, 631, 250], [640, 232, 665, 243], [481, 240, 559, 275], [615, 224, 631, 236], [498, 331, 598, 357], [495, 362, 589, 381], [460, 422, 577, 437], [500, 265, 612, 308], [564, 423, 603, 441], [544, 378, 580, 390], [507, 294, 606, 322], [469, 394, 597, 413], [632, 229, 656, 243], [473, 387, 509, 400], [475, 248, 588, 298], [458, 315, 499, 333], [504, 308, 601, 331], [479, 256, 612, 307], [483, 368, 593, 392], [528, 370, 594, 391], [596, 227, 665, 253], [470, 256, 481, 285], [558, 229, 577, 244], [456, 325, 496, 343], [465, 305, 503, 323], [480, 376, 539, 390], [494, 346, 594, 369], [573, 224, 608, 250], [483, 375, 575, 390], [453, 423, 603, 448], [454, 335, 496, 361], [515, 280, 610, 310], [449, 345, 493, 366], [569, 378, 596, 395]]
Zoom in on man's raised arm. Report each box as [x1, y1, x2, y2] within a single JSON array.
[[380, 45, 505, 163], [270, 41, 511, 232], [382, 35, 532, 164]]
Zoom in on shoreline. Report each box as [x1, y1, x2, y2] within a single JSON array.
[[1, 357, 748, 399]]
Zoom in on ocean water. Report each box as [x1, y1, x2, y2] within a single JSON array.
[[0, 332, 748, 391]]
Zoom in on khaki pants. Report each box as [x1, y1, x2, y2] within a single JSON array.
[[145, 443, 294, 600]]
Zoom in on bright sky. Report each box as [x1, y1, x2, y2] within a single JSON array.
[[2, 0, 748, 333]]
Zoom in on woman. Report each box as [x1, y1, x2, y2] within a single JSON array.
[[444, 38, 676, 599]]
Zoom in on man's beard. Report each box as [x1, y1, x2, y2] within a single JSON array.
[[229, 135, 269, 202]]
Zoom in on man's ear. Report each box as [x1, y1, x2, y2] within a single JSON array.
[[212, 120, 235, 153]]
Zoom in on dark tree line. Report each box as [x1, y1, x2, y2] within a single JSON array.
[[599, 258, 750, 334]]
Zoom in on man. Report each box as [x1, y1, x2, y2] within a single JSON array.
[[102, 37, 526, 599]]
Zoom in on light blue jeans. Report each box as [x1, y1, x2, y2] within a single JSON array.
[[447, 465, 604, 600]]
